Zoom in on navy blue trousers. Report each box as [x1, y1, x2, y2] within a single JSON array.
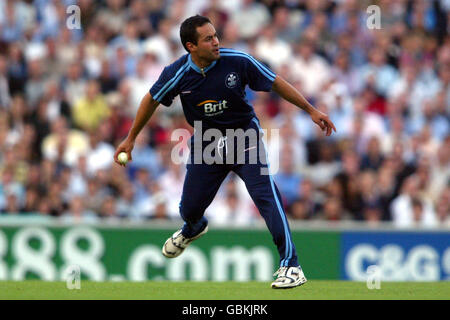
[[179, 118, 299, 267]]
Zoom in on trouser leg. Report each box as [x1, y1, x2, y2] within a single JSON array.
[[179, 161, 230, 238], [232, 118, 299, 267]]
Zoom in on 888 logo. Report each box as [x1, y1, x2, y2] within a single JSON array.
[[0, 227, 106, 281]]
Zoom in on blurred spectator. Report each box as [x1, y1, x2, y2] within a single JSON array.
[[116, 182, 137, 219], [73, 80, 110, 131], [66, 155, 88, 197], [391, 175, 438, 228], [25, 59, 46, 108], [381, 115, 408, 155], [128, 127, 161, 179], [360, 48, 399, 96], [85, 129, 115, 176], [20, 187, 39, 213], [291, 179, 322, 220], [151, 193, 170, 220], [42, 79, 71, 122], [377, 167, 396, 221], [97, 60, 119, 94], [1, 192, 20, 214], [359, 170, 381, 214], [315, 197, 347, 221], [271, 100, 309, 163], [134, 180, 172, 220], [322, 81, 354, 139], [109, 19, 141, 57], [255, 25, 292, 70], [142, 18, 174, 66], [429, 141, 450, 202], [7, 43, 27, 95], [62, 62, 87, 107], [363, 203, 383, 226], [360, 136, 384, 171], [108, 45, 137, 79], [220, 20, 248, 51], [0, 54, 11, 108], [289, 198, 310, 220], [208, 190, 248, 226], [60, 195, 99, 224], [207, 177, 257, 226], [0, 167, 25, 211], [289, 39, 331, 100], [275, 144, 302, 207], [132, 167, 152, 211], [271, 6, 302, 43], [330, 51, 361, 96], [126, 55, 162, 113], [201, 0, 229, 38], [95, 0, 128, 39], [41, 116, 89, 167], [159, 160, 185, 219], [307, 140, 340, 187], [325, 176, 344, 200], [47, 180, 65, 216], [435, 186, 450, 227], [84, 177, 110, 214], [231, 0, 270, 40], [99, 195, 121, 223]]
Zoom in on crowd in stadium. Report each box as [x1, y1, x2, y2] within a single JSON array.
[[0, 0, 449, 227]]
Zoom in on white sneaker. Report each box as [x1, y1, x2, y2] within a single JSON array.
[[162, 226, 208, 258], [271, 266, 307, 289]]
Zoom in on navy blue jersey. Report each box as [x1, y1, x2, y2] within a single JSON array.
[[149, 48, 276, 130]]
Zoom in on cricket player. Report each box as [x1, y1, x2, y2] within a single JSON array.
[[114, 15, 336, 288]]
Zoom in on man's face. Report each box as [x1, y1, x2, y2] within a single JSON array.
[[189, 23, 220, 61]]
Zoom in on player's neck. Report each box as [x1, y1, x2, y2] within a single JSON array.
[[190, 54, 213, 69]]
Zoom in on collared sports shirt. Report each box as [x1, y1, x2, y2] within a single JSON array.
[[149, 48, 276, 129]]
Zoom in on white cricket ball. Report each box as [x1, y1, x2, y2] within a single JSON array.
[[118, 152, 128, 165]]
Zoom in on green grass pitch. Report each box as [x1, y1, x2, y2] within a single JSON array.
[[0, 281, 449, 300]]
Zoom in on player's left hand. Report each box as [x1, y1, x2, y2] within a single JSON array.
[[310, 110, 337, 136]]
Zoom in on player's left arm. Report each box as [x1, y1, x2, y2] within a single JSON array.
[[271, 75, 337, 136]]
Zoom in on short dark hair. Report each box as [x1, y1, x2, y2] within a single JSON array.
[[180, 15, 211, 52]]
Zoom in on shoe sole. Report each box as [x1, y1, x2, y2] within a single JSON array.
[[162, 225, 209, 258]]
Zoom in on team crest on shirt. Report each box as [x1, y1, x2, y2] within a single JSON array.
[[225, 72, 238, 88]]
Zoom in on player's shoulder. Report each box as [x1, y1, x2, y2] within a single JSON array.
[[219, 48, 255, 61], [219, 48, 276, 79], [162, 54, 190, 76]]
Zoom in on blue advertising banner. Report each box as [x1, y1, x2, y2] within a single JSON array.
[[341, 232, 450, 281]]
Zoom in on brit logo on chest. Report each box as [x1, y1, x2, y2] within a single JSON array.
[[197, 100, 229, 116]]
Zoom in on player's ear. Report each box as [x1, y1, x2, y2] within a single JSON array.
[[186, 42, 196, 52]]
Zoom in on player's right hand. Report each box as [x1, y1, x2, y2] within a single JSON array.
[[114, 138, 135, 167]]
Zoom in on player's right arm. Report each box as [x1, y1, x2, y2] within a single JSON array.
[[113, 92, 159, 166], [114, 57, 186, 166], [272, 75, 336, 136]]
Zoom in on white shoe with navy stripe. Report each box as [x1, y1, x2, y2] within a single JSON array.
[[162, 226, 208, 258], [271, 266, 307, 289]]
